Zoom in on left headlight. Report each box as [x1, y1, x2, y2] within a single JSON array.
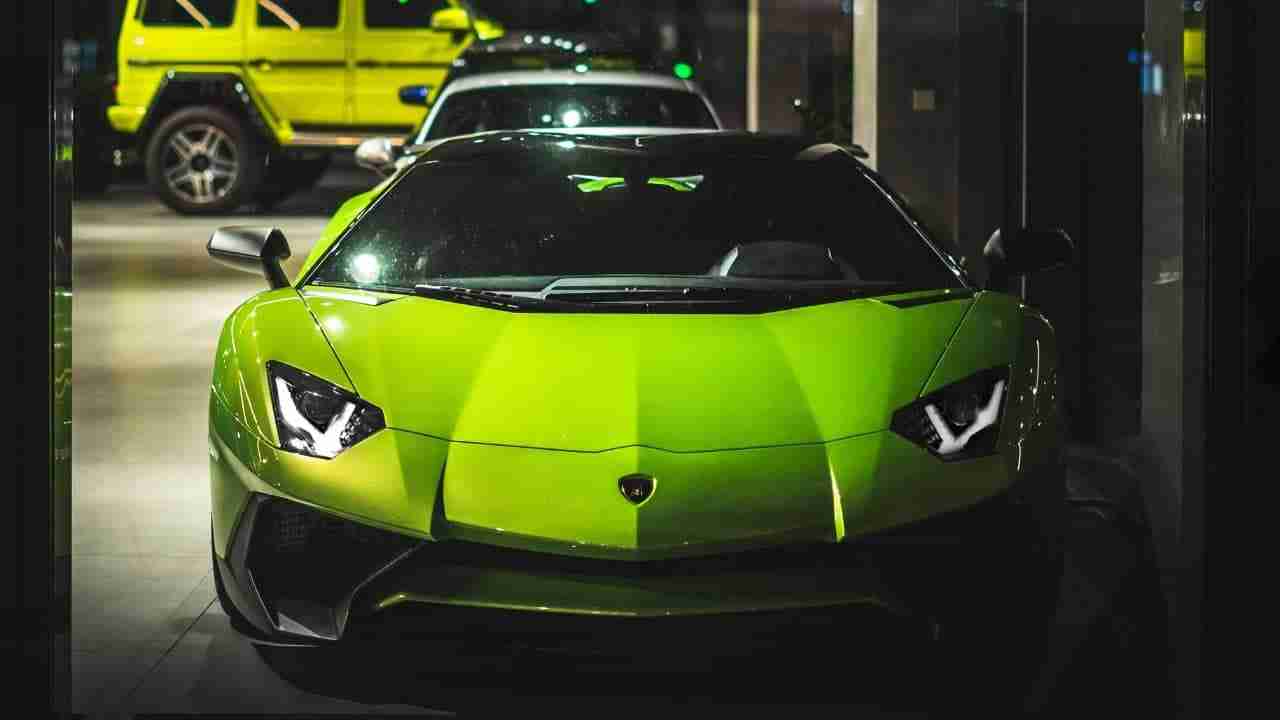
[[266, 361, 385, 459], [890, 366, 1009, 460]]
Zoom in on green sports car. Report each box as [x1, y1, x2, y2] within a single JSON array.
[[206, 130, 1074, 658]]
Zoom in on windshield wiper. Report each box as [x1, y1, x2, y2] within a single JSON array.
[[541, 277, 886, 303], [535, 275, 905, 299], [409, 278, 925, 313], [542, 286, 816, 302], [311, 280, 416, 295], [413, 284, 585, 312]]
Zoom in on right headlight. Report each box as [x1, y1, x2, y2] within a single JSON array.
[[890, 366, 1009, 460], [266, 361, 385, 459]]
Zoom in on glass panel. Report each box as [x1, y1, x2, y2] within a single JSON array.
[[140, 0, 236, 27], [1137, 0, 1207, 558], [365, 0, 451, 29], [256, 0, 341, 29]]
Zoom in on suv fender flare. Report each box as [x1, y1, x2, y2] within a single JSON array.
[[137, 71, 282, 152]]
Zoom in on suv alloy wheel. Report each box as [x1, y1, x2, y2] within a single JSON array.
[[146, 105, 263, 215]]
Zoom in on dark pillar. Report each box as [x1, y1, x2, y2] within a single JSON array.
[[6, 0, 66, 717], [955, 0, 1021, 284], [1022, 0, 1145, 446]]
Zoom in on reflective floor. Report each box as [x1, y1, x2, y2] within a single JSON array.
[[71, 160, 1175, 718], [70, 163, 409, 716]]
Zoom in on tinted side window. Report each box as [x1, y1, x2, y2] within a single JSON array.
[[257, 0, 341, 29], [365, 0, 451, 29], [140, 0, 236, 27]]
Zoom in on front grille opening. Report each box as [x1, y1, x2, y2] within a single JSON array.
[[346, 601, 935, 656], [246, 496, 422, 637], [349, 491, 1048, 633]]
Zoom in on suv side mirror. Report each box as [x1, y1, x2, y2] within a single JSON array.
[[398, 84, 432, 106], [982, 227, 1075, 291], [430, 7, 471, 32], [355, 137, 401, 176], [208, 226, 291, 290]]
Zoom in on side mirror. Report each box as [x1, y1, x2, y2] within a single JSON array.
[[398, 84, 432, 106], [982, 227, 1075, 291], [208, 226, 291, 290], [430, 7, 471, 32], [355, 137, 400, 176]]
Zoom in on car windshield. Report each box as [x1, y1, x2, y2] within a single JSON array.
[[420, 84, 718, 142], [308, 141, 965, 311]]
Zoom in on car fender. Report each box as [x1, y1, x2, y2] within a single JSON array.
[[210, 287, 356, 553], [127, 71, 288, 150], [921, 291, 1061, 473], [211, 288, 354, 451], [210, 287, 449, 551]]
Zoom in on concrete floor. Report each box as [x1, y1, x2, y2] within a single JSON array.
[[69, 164, 434, 717], [70, 162, 1175, 718]]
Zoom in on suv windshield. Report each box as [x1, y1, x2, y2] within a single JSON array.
[[308, 142, 964, 311], [420, 85, 718, 142]]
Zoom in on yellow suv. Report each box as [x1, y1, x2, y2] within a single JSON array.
[[109, 0, 502, 214]]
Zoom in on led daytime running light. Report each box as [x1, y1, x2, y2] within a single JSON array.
[[274, 377, 357, 459], [890, 366, 1009, 461], [266, 361, 385, 459], [924, 379, 1004, 456]]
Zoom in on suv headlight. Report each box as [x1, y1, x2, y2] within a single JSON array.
[[266, 361, 385, 459], [890, 366, 1008, 460]]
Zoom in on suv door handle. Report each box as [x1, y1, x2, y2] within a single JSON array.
[[248, 58, 272, 70], [356, 59, 383, 68]]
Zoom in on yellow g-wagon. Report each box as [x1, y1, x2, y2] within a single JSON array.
[[109, 0, 502, 213]]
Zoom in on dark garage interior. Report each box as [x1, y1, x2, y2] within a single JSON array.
[[12, 0, 1270, 716]]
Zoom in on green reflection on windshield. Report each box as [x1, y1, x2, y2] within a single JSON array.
[[569, 175, 627, 192], [647, 175, 704, 191], [569, 174, 705, 193]]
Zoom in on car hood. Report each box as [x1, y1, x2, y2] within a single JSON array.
[[302, 289, 976, 453]]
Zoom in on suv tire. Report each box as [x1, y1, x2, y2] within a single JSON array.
[[146, 106, 264, 215]]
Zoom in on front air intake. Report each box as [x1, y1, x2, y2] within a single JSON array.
[[244, 496, 422, 640]]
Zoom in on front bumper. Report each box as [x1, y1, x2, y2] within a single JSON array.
[[210, 381, 1061, 646], [216, 481, 1056, 647]]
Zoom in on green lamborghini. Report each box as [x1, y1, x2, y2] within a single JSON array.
[[206, 131, 1074, 658]]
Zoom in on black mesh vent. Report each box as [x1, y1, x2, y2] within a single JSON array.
[[246, 497, 422, 637]]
